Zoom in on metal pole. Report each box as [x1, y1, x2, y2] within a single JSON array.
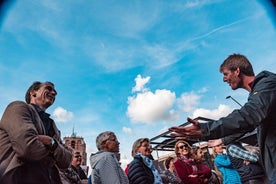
[[226, 95, 242, 107]]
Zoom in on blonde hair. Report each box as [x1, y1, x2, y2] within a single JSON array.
[[174, 140, 192, 157], [131, 138, 149, 157]]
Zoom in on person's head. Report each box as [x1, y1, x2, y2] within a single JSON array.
[[212, 144, 224, 157], [96, 131, 120, 153], [164, 156, 175, 170], [175, 140, 192, 158], [71, 151, 82, 168], [25, 81, 57, 111], [131, 138, 151, 157], [220, 53, 254, 90], [193, 147, 204, 161]]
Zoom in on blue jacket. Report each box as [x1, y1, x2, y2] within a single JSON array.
[[214, 154, 241, 184]]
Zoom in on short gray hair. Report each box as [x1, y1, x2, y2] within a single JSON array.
[[96, 131, 115, 150]]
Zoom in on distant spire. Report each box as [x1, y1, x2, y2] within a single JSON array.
[[71, 122, 77, 137]]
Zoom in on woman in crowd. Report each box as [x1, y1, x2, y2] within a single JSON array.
[[174, 140, 211, 184], [127, 138, 163, 184], [160, 156, 182, 184], [212, 143, 241, 184]]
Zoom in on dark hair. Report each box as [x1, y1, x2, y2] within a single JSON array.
[[164, 156, 174, 169], [220, 53, 254, 76], [25, 81, 55, 104]]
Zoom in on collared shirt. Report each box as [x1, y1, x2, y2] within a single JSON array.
[[31, 103, 55, 137], [227, 144, 259, 162]]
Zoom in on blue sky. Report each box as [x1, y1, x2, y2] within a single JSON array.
[[1, 0, 276, 169]]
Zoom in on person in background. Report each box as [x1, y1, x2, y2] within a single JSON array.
[[128, 138, 163, 184], [226, 141, 264, 184], [90, 131, 128, 184], [169, 53, 276, 183], [70, 151, 87, 180], [213, 143, 241, 184], [160, 156, 182, 184], [174, 140, 211, 184], [0, 81, 72, 184]]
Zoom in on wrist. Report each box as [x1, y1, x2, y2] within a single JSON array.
[[50, 138, 58, 151]]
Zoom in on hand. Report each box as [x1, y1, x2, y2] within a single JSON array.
[[38, 135, 52, 146], [169, 117, 202, 140], [188, 174, 198, 178], [244, 160, 250, 165], [208, 139, 223, 147]]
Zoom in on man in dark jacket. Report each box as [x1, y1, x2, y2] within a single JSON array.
[[0, 81, 72, 184], [226, 142, 264, 184], [169, 53, 276, 183]]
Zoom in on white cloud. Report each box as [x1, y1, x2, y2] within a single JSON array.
[[198, 87, 208, 93], [132, 74, 150, 93], [53, 106, 74, 123], [127, 89, 176, 124], [122, 127, 133, 134], [120, 154, 131, 171], [177, 92, 200, 113], [192, 104, 233, 120]]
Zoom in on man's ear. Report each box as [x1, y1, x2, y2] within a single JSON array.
[[30, 91, 37, 97], [236, 67, 241, 76]]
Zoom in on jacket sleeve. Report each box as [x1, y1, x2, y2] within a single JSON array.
[[174, 159, 199, 183], [0, 101, 49, 160], [201, 83, 275, 140], [227, 144, 259, 162], [196, 162, 212, 179], [215, 155, 232, 167], [51, 123, 72, 169]]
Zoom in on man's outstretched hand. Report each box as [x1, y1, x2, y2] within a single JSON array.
[[169, 117, 202, 140]]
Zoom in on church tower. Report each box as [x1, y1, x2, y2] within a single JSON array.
[[63, 127, 87, 166]]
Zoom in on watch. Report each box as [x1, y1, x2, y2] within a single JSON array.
[[50, 138, 58, 151], [51, 138, 55, 146]]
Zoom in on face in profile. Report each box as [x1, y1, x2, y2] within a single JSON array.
[[72, 152, 82, 167], [103, 134, 120, 153], [30, 83, 57, 109], [136, 141, 151, 157], [213, 144, 224, 154], [221, 68, 242, 90]]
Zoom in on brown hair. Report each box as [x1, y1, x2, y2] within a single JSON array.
[[220, 53, 254, 76], [164, 156, 174, 169]]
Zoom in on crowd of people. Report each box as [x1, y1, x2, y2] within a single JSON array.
[[0, 53, 275, 184]]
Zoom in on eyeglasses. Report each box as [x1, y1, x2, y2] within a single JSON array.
[[178, 144, 189, 149], [74, 155, 82, 158], [108, 138, 119, 143]]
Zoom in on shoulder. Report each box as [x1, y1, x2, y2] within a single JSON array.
[[129, 155, 143, 166], [1, 101, 36, 120], [6, 101, 28, 109], [253, 71, 276, 89]]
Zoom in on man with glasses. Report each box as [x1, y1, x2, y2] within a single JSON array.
[[71, 151, 87, 180], [90, 131, 129, 184]]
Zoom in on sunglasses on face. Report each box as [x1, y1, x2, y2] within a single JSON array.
[[178, 144, 189, 149]]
